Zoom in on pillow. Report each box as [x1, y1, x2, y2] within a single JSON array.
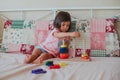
[[90, 50, 108, 57], [110, 49, 120, 57], [75, 49, 90, 57], [5, 44, 21, 53], [105, 18, 119, 57], [3, 43, 34, 54], [35, 20, 51, 45], [11, 20, 24, 29], [2, 28, 24, 52], [2, 20, 35, 53], [20, 44, 34, 54], [70, 19, 119, 57], [68, 21, 77, 32]]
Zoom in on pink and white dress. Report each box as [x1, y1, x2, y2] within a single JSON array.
[[39, 28, 63, 57]]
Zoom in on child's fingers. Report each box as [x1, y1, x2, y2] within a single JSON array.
[[75, 32, 80, 37]]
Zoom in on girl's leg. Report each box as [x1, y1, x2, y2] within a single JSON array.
[[24, 48, 41, 63], [33, 53, 53, 64]]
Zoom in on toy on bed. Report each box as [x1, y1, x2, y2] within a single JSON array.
[[59, 40, 69, 59], [80, 50, 91, 61], [80, 38, 91, 61], [32, 68, 47, 74], [45, 61, 68, 69], [59, 44, 69, 59]]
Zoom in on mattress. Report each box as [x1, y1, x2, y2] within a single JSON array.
[[0, 53, 120, 80]]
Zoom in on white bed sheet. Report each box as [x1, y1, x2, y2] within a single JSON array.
[[0, 53, 120, 80]]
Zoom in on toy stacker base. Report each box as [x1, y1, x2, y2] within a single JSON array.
[[80, 58, 91, 61]]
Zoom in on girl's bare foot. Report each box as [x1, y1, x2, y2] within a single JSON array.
[[33, 53, 53, 64]]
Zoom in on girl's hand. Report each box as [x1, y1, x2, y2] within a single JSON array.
[[64, 36, 70, 46], [71, 32, 80, 37], [65, 36, 70, 41]]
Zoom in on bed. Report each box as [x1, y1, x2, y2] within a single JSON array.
[[0, 53, 120, 80], [0, 7, 120, 80]]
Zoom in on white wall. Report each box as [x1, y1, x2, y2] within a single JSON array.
[[0, 0, 120, 20], [0, 0, 120, 9]]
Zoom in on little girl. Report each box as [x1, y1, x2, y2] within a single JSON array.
[[24, 11, 80, 64]]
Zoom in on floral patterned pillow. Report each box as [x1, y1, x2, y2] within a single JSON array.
[[70, 19, 119, 57], [20, 44, 34, 54]]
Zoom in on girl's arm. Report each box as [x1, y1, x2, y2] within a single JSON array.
[[53, 31, 80, 38]]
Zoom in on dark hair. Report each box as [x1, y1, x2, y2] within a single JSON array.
[[53, 11, 71, 30]]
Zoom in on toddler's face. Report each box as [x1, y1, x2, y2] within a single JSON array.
[[60, 21, 70, 32]]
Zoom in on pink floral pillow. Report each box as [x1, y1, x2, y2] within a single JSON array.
[[5, 44, 21, 53], [35, 20, 52, 45], [20, 44, 34, 54], [35, 30, 48, 45], [75, 49, 90, 57]]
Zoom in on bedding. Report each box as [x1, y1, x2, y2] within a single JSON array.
[[1, 19, 120, 57], [0, 53, 120, 80], [74, 18, 119, 57]]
